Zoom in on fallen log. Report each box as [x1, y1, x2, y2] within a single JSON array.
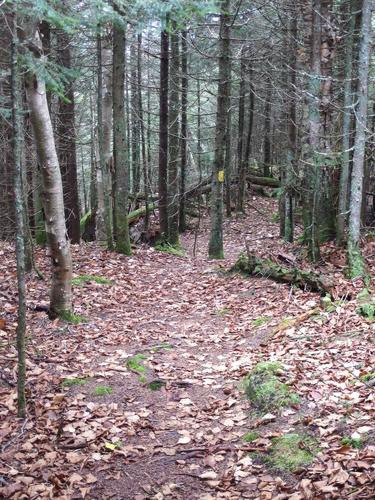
[[246, 175, 280, 188], [128, 202, 157, 225], [232, 252, 332, 295]]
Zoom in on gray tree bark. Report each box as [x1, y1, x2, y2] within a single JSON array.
[[347, 0, 373, 277], [208, 0, 231, 259]]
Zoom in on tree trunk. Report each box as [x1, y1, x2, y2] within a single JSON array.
[[0, 16, 15, 240], [224, 95, 232, 217], [83, 95, 97, 241], [263, 76, 272, 177], [96, 34, 113, 248], [11, 14, 26, 417], [337, 0, 355, 245], [208, 0, 231, 259], [113, 17, 131, 255], [347, 0, 373, 278], [137, 34, 150, 233], [236, 49, 246, 213], [57, 27, 80, 244], [179, 30, 188, 233], [301, 0, 322, 262], [130, 40, 141, 194], [240, 62, 255, 209], [283, 14, 297, 243], [167, 22, 180, 245], [158, 20, 169, 238], [24, 29, 72, 317]]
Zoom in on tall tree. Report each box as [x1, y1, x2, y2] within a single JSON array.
[[179, 30, 188, 233], [168, 21, 180, 245], [57, 22, 80, 244], [337, 0, 355, 245], [208, 0, 231, 259], [236, 47, 246, 214], [301, 0, 322, 262], [96, 33, 113, 248], [113, 14, 131, 255], [347, 0, 373, 277], [130, 39, 141, 194], [158, 19, 169, 238], [283, 14, 297, 243], [11, 13, 26, 417]]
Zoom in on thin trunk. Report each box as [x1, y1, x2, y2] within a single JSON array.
[[208, 0, 231, 259], [159, 20, 169, 237], [137, 34, 149, 233], [168, 22, 180, 245], [84, 94, 97, 241], [284, 14, 297, 243], [243, 63, 255, 191], [337, 0, 355, 244], [113, 18, 131, 255], [179, 30, 188, 233], [96, 34, 113, 248], [347, 0, 373, 277], [236, 49, 246, 213], [130, 41, 140, 194], [11, 14, 26, 417], [263, 76, 272, 177], [224, 101, 232, 217]]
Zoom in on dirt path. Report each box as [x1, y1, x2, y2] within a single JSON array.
[[1, 198, 374, 499]]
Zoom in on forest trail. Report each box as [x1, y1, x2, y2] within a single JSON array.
[[1, 197, 374, 499]]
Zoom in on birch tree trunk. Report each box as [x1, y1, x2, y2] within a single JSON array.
[[24, 29, 72, 317]]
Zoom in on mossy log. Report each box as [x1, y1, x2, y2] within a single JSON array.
[[246, 175, 280, 188], [233, 253, 332, 295], [128, 203, 157, 225]]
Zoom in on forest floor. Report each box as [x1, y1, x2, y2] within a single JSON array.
[[1, 196, 375, 499]]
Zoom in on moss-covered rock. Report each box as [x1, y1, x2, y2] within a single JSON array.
[[243, 361, 299, 413], [267, 433, 319, 472]]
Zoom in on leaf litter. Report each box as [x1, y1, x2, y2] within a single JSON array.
[[0, 196, 374, 499]]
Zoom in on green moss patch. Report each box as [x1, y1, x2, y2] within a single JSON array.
[[154, 241, 185, 257], [341, 436, 365, 449], [149, 343, 174, 353], [267, 433, 319, 472], [92, 385, 112, 396], [80, 211, 91, 233], [360, 372, 375, 382], [62, 377, 89, 388], [59, 310, 88, 324], [148, 380, 166, 391], [356, 303, 375, 321], [243, 361, 299, 413], [243, 431, 259, 443], [252, 316, 271, 327], [72, 274, 113, 286], [126, 353, 147, 373]]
